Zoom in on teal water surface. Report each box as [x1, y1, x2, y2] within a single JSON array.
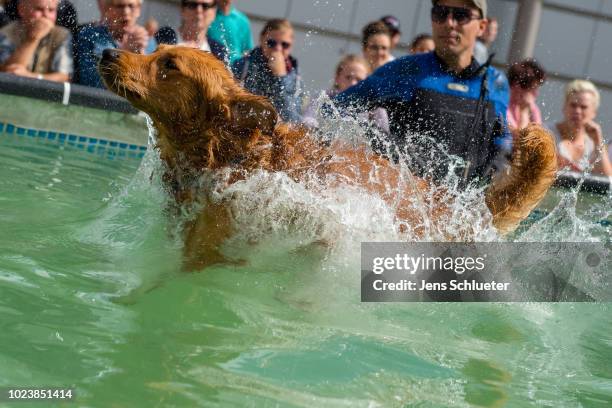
[[1, 132, 611, 407]]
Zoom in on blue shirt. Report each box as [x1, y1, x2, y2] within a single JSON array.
[[207, 6, 253, 64], [231, 47, 302, 123], [75, 24, 156, 88], [335, 51, 511, 181]]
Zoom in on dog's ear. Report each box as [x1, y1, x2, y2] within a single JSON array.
[[228, 93, 278, 134]]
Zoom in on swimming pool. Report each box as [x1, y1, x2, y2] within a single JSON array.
[[1, 84, 612, 406]]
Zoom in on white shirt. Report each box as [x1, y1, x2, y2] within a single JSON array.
[[176, 33, 211, 52], [547, 122, 595, 171]]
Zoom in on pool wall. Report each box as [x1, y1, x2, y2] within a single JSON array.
[[0, 72, 149, 156]]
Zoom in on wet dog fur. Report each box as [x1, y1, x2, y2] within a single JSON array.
[[99, 45, 557, 270]]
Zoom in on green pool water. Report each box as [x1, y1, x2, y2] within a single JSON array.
[[1, 130, 612, 408]]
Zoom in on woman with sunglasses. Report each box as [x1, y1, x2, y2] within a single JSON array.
[[176, 0, 227, 62], [231, 18, 302, 123], [334, 0, 513, 185], [506, 59, 546, 130]]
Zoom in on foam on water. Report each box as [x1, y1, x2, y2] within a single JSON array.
[[196, 94, 500, 250], [90, 103, 611, 302]]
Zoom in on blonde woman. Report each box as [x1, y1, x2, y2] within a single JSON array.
[[231, 19, 301, 122], [549, 80, 612, 176]]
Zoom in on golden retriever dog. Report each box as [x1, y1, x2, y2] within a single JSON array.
[[99, 45, 557, 271]]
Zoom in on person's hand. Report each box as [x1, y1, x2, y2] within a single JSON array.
[[267, 49, 287, 77], [3, 64, 35, 78], [585, 120, 604, 146], [26, 17, 54, 43], [524, 90, 537, 106], [120, 26, 149, 54]]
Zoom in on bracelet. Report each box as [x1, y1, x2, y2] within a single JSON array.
[[36, 74, 43, 80]]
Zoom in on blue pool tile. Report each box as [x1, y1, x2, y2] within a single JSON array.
[[1, 122, 146, 161]]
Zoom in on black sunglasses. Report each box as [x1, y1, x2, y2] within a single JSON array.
[[431, 5, 481, 25], [266, 39, 291, 50], [182, 1, 216, 10]]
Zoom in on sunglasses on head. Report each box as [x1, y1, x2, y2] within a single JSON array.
[[182, 1, 216, 10], [431, 5, 481, 25], [266, 39, 291, 50]]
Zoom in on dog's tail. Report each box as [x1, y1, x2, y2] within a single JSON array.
[[485, 124, 557, 234]]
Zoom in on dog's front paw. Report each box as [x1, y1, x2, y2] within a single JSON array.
[[513, 124, 557, 172]]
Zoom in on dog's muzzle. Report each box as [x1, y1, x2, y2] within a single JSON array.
[[100, 48, 122, 66], [98, 49, 124, 93]]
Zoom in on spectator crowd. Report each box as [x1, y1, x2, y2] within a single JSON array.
[[0, 0, 610, 178]]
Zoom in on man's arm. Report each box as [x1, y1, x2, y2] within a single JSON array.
[[0, 39, 38, 69], [333, 70, 380, 114], [2, 64, 68, 81], [41, 33, 73, 83], [333, 58, 410, 114], [0, 18, 54, 70]]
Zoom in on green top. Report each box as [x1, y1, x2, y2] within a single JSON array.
[[207, 6, 254, 64]]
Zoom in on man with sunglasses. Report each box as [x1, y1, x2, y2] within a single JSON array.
[[175, 0, 227, 62], [335, 0, 511, 185], [231, 18, 302, 123]]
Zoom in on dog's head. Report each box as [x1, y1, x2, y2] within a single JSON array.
[[98, 45, 278, 136]]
